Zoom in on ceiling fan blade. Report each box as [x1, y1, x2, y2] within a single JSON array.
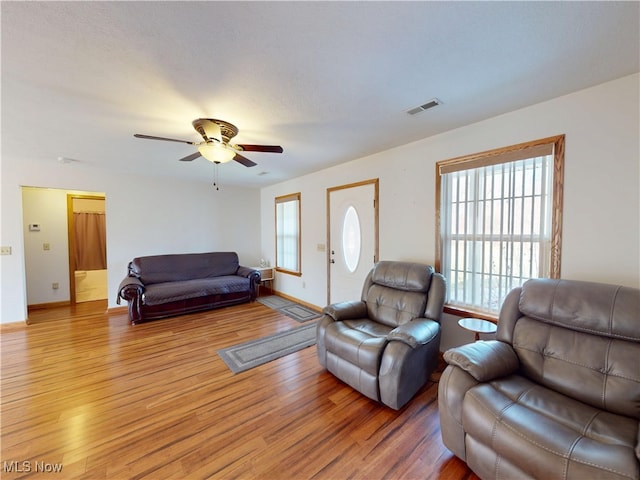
[[233, 153, 257, 167], [178, 152, 202, 162], [134, 134, 195, 145], [237, 144, 283, 153]]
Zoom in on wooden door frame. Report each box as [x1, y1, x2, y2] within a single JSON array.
[[326, 179, 379, 305], [67, 194, 106, 305]]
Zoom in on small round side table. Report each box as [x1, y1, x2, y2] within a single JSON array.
[[458, 317, 497, 341]]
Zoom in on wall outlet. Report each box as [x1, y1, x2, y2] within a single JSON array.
[[43, 243, 51, 251], [0, 246, 11, 255], [52, 282, 59, 290]]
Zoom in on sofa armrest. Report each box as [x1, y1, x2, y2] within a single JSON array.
[[237, 265, 260, 279], [388, 318, 440, 348], [443, 340, 519, 382], [425, 272, 447, 322], [322, 300, 368, 321], [117, 276, 144, 304], [237, 266, 260, 302], [636, 422, 640, 461]]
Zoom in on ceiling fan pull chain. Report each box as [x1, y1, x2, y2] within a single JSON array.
[[213, 161, 220, 191]]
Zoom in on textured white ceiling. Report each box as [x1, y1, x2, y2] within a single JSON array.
[[2, 1, 639, 187]]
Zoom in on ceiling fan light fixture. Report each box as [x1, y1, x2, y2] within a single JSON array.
[[198, 142, 236, 163], [134, 118, 281, 168]]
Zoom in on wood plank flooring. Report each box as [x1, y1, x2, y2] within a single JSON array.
[[1, 300, 477, 479]]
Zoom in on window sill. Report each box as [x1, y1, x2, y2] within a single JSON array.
[[275, 267, 302, 277], [443, 305, 498, 323]]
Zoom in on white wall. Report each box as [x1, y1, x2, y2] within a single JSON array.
[[260, 73, 640, 349], [3, 74, 638, 327], [22, 187, 105, 305], [1, 164, 260, 323]]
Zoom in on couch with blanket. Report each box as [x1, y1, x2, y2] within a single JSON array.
[[118, 252, 260, 325], [438, 278, 640, 479]]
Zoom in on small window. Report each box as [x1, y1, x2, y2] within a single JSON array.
[[275, 193, 301, 276], [342, 205, 361, 273], [436, 135, 564, 318]]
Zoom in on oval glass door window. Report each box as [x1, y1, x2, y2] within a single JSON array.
[[342, 206, 361, 273]]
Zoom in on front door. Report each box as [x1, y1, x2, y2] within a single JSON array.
[[327, 179, 379, 304]]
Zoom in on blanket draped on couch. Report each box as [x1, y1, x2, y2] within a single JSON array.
[[118, 252, 260, 325]]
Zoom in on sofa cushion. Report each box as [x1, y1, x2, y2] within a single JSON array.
[[371, 261, 433, 292], [131, 252, 240, 285], [512, 316, 640, 419], [519, 278, 640, 342], [463, 375, 639, 480], [361, 262, 433, 327], [365, 285, 429, 328], [142, 276, 250, 306], [324, 319, 391, 375]]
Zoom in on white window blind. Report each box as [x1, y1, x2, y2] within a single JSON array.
[[275, 193, 301, 274], [438, 138, 562, 315]]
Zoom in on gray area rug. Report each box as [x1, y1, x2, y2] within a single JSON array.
[[218, 322, 317, 374], [257, 295, 321, 322]]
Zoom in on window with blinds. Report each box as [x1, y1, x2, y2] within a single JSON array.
[[436, 136, 564, 317], [275, 192, 302, 276]]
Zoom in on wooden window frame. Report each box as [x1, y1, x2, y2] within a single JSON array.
[[275, 192, 302, 277], [435, 135, 564, 320]]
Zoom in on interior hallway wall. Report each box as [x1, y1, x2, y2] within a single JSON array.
[[3, 174, 261, 323], [21, 187, 109, 307], [22, 187, 76, 306]]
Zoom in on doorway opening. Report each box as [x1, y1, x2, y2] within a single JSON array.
[[21, 187, 107, 314], [68, 194, 107, 304]]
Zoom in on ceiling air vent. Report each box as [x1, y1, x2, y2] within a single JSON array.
[[407, 98, 442, 115]]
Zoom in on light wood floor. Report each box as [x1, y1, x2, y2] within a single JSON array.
[[1, 300, 477, 479]]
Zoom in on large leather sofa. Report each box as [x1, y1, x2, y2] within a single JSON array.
[[438, 278, 640, 479], [118, 252, 260, 325], [317, 261, 446, 410]]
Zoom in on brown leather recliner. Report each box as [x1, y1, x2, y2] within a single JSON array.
[[439, 278, 640, 479], [317, 261, 446, 410]]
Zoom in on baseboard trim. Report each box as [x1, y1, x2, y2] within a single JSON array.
[[28, 301, 70, 312], [271, 290, 322, 313], [1, 321, 28, 332]]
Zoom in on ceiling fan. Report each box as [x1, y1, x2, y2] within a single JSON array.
[[134, 118, 283, 167]]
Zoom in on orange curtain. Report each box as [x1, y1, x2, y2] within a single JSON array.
[[74, 212, 107, 270]]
